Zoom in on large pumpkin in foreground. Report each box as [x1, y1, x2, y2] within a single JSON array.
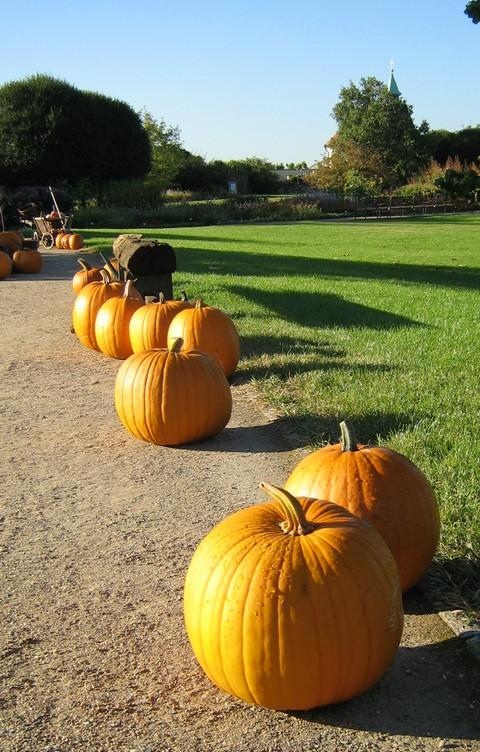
[[115, 338, 232, 446], [184, 483, 403, 710], [167, 298, 240, 378], [285, 421, 440, 592]]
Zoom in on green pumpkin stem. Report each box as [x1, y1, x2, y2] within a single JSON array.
[[340, 420, 359, 452], [260, 483, 314, 536], [169, 337, 184, 353]]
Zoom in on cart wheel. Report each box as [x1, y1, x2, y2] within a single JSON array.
[[41, 232, 54, 249]]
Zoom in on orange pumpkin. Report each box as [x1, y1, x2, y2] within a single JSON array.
[[115, 338, 232, 446], [284, 420, 440, 592], [95, 279, 144, 359], [72, 270, 124, 350], [0, 231, 23, 251], [12, 248, 43, 274], [61, 233, 71, 249], [72, 258, 103, 295], [129, 292, 191, 353], [68, 233, 83, 250], [55, 232, 65, 249], [0, 250, 12, 279], [167, 298, 240, 378], [184, 483, 403, 710]]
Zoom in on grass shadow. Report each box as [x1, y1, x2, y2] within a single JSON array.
[[173, 246, 480, 291]]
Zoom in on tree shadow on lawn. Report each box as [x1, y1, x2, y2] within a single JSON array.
[[292, 633, 480, 740], [174, 246, 480, 290], [230, 286, 422, 330]]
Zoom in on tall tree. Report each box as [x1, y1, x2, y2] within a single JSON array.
[[0, 74, 150, 187], [331, 76, 426, 186], [140, 109, 186, 188]]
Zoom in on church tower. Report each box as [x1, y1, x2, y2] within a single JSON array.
[[388, 62, 401, 96]]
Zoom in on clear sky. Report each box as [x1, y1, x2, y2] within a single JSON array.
[[3, 1, 479, 165]]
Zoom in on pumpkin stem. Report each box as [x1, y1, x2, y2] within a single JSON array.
[[169, 337, 184, 353], [124, 278, 138, 298], [340, 420, 359, 452], [100, 269, 111, 285], [260, 483, 314, 536], [77, 258, 91, 271], [195, 298, 205, 309], [159, 292, 166, 303], [181, 289, 188, 301]]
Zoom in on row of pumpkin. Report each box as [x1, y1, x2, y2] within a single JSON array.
[[71, 257, 239, 447], [71, 253, 440, 712]]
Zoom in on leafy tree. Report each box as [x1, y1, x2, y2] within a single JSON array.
[[306, 135, 390, 195], [331, 77, 426, 186], [465, 1, 480, 22], [0, 74, 150, 188], [435, 167, 480, 199], [140, 109, 185, 188], [424, 127, 480, 165]]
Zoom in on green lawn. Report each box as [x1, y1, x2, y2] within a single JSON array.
[[82, 215, 480, 609]]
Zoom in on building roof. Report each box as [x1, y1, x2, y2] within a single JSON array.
[[388, 70, 401, 96]]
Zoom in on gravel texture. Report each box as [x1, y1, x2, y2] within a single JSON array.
[[1, 250, 479, 752]]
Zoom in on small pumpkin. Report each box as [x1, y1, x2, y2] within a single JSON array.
[[68, 233, 83, 250], [184, 483, 403, 710], [129, 291, 191, 353], [12, 248, 43, 274], [0, 231, 23, 251], [72, 270, 124, 350], [0, 250, 12, 279], [72, 258, 103, 295], [55, 232, 66, 249], [284, 420, 440, 592], [95, 279, 144, 359], [167, 298, 240, 378], [115, 337, 232, 446], [61, 233, 72, 249]]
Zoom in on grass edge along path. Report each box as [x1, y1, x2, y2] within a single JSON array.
[[81, 215, 480, 614]]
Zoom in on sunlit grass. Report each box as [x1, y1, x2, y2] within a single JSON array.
[[82, 216, 480, 607]]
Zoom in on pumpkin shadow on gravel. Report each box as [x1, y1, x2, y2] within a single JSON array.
[[182, 411, 421, 454], [291, 634, 480, 740], [289, 589, 480, 739]]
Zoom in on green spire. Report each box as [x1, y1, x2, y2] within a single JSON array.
[[388, 64, 401, 96]]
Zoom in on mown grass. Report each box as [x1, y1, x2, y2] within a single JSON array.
[[82, 215, 480, 610]]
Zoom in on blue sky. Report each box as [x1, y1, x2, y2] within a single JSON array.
[[3, 1, 478, 165]]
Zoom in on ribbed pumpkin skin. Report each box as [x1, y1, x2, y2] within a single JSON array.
[[115, 346, 232, 446], [72, 278, 124, 350], [167, 302, 240, 378], [95, 288, 144, 359], [72, 259, 103, 295], [12, 249, 42, 273], [0, 250, 12, 279], [130, 298, 191, 352], [68, 233, 83, 250], [184, 488, 403, 710], [284, 434, 440, 592]]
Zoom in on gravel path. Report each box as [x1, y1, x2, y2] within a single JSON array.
[[1, 250, 479, 752]]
